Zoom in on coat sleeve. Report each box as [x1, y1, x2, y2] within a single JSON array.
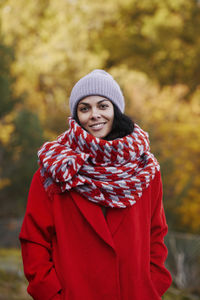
[[150, 171, 172, 296], [19, 169, 62, 300]]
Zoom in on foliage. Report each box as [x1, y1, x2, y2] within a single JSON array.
[[116, 67, 200, 232], [0, 38, 44, 216], [1, 0, 112, 136], [2, 109, 44, 214], [0, 0, 199, 231], [0, 43, 17, 118], [91, 0, 200, 91]]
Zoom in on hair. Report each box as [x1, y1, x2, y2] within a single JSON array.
[[74, 102, 134, 141], [104, 104, 134, 140]]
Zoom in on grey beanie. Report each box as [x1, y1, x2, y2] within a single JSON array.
[[69, 69, 125, 116]]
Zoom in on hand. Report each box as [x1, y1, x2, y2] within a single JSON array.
[[51, 291, 62, 300]]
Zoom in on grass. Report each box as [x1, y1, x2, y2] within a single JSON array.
[[0, 248, 31, 300], [163, 287, 200, 300], [0, 248, 199, 300]]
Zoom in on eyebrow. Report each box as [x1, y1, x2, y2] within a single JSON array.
[[78, 99, 110, 106]]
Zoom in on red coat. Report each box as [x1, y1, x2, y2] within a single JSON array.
[[19, 169, 172, 300]]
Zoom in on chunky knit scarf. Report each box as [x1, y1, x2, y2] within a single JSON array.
[[38, 118, 160, 208]]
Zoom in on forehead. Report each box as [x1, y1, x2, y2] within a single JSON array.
[[78, 95, 111, 105]]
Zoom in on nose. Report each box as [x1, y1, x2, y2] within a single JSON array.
[[90, 108, 101, 119]]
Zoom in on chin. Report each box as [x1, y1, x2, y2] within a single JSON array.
[[91, 131, 108, 139], [93, 134, 105, 139]]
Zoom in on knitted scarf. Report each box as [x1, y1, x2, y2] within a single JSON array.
[[38, 118, 160, 208]]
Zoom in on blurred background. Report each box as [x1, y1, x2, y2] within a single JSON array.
[[0, 0, 200, 299]]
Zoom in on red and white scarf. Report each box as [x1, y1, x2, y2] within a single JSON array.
[[38, 118, 160, 208]]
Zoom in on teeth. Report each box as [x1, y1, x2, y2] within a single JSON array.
[[91, 123, 104, 128]]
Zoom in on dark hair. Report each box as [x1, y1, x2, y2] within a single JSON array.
[[74, 102, 134, 141], [104, 104, 134, 140]]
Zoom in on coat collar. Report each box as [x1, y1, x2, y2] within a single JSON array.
[[70, 191, 129, 250]]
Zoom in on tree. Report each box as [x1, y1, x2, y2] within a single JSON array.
[[0, 0, 112, 136], [0, 0, 199, 230], [2, 109, 44, 215], [0, 39, 20, 194], [116, 67, 200, 232], [90, 0, 200, 92], [0, 38, 44, 216]]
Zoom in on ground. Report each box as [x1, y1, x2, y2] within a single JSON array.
[[0, 248, 198, 300]]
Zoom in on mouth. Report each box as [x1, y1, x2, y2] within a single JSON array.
[[89, 122, 106, 130]]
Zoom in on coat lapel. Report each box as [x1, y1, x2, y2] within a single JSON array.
[[70, 191, 115, 250], [107, 206, 130, 236]]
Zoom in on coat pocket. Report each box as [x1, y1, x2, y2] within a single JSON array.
[[142, 275, 161, 300], [148, 278, 161, 300]]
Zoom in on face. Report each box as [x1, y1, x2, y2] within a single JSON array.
[[77, 96, 114, 138]]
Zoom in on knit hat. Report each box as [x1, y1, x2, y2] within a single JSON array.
[[69, 69, 125, 116]]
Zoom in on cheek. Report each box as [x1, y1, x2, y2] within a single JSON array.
[[77, 112, 88, 127], [108, 108, 114, 124], [109, 117, 114, 130]]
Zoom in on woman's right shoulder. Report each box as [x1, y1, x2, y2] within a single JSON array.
[[31, 168, 43, 184], [30, 168, 60, 203], [29, 168, 47, 194]]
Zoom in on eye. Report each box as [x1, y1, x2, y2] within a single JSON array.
[[99, 103, 109, 109], [79, 106, 89, 112]]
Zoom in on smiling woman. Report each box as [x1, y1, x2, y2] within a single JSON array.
[[19, 69, 172, 300], [77, 96, 114, 138]]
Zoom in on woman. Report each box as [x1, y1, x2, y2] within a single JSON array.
[[20, 69, 172, 300]]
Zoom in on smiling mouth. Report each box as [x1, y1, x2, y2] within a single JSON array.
[[89, 122, 106, 129]]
